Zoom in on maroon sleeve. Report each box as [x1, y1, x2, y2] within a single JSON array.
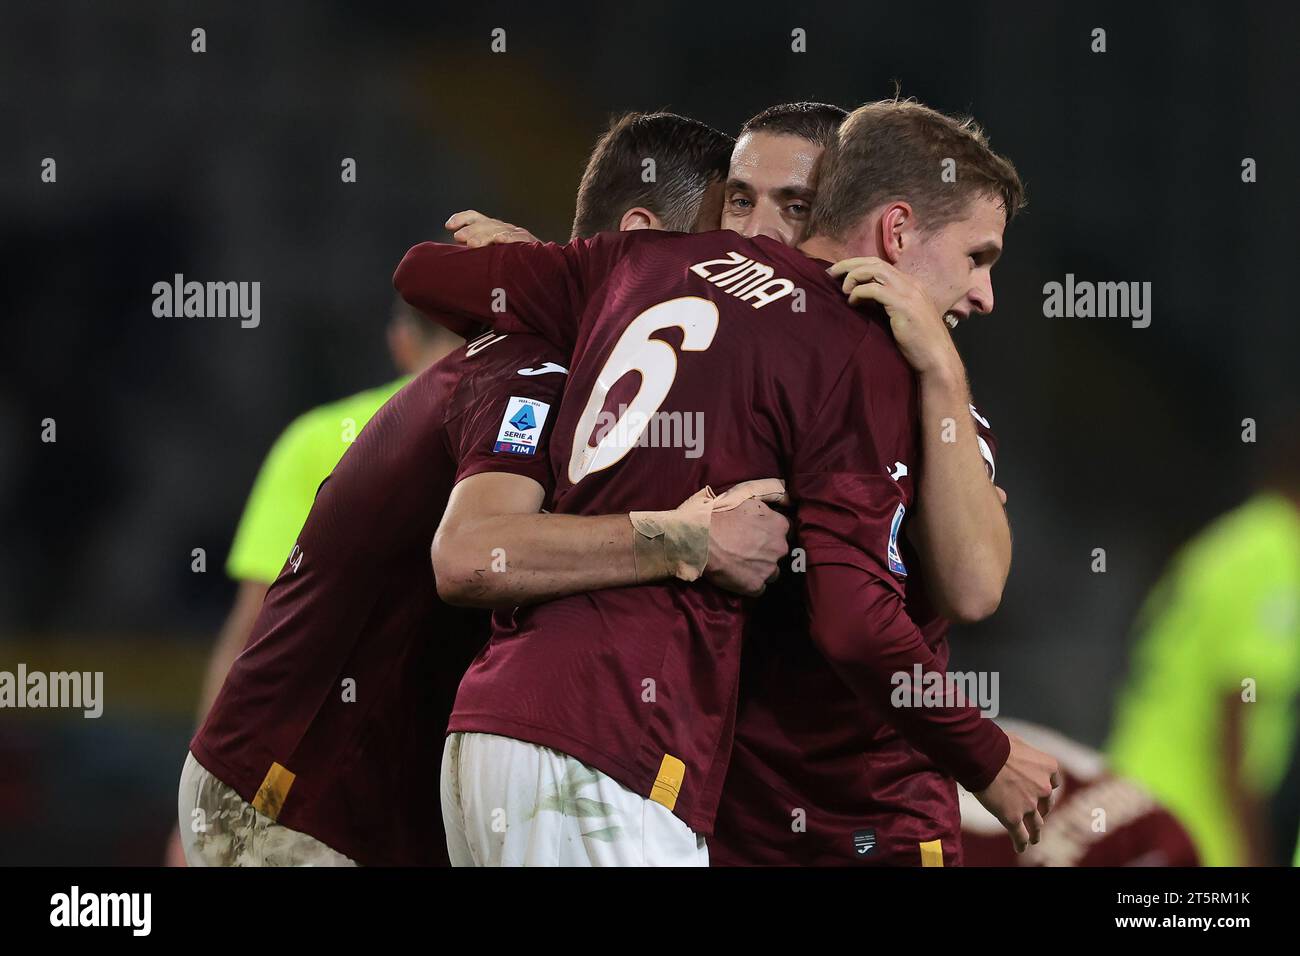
[[392, 233, 642, 353], [791, 337, 1010, 792], [446, 352, 568, 498], [393, 239, 583, 345]]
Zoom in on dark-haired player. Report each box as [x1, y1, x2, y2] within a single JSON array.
[[179, 110, 788, 866], [720, 102, 845, 246], [192, 299, 463, 721], [166, 295, 458, 864]]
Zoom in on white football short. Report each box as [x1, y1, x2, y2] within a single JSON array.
[[440, 732, 709, 867], [177, 751, 356, 867]]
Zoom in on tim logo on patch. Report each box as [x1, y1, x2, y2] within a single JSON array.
[[494, 396, 551, 456]]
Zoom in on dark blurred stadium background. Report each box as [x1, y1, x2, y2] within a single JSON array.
[[1, 1, 1297, 863]]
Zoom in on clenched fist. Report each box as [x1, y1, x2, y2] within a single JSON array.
[[705, 481, 791, 598]]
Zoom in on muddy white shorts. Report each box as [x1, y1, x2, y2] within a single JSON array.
[[440, 732, 708, 867], [177, 751, 356, 867]]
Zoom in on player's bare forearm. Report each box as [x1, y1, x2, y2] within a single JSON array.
[[433, 511, 640, 608], [912, 361, 1011, 623], [433, 472, 790, 608]]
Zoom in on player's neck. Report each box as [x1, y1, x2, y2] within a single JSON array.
[[798, 235, 850, 263]]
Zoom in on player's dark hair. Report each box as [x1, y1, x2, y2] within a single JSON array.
[[809, 96, 1026, 239], [739, 101, 848, 150], [571, 111, 734, 239]]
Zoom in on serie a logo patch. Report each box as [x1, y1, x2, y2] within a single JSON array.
[[494, 396, 551, 456], [887, 503, 908, 576]]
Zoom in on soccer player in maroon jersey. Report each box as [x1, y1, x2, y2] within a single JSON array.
[[714, 103, 1020, 866], [179, 111, 789, 866], [713, 403, 1009, 866], [431, 101, 1025, 865], [395, 98, 1061, 866]]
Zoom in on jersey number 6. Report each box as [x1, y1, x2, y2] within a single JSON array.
[[568, 296, 719, 484]]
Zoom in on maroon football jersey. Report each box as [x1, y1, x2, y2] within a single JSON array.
[[711, 411, 1002, 867], [191, 332, 568, 866], [960, 720, 1200, 866], [395, 231, 1010, 836]]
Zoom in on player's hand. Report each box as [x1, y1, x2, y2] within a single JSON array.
[[705, 497, 790, 598], [827, 257, 963, 379], [711, 478, 790, 512], [445, 210, 539, 248], [973, 733, 1061, 854]]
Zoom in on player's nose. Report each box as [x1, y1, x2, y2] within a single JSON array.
[[747, 205, 792, 245], [970, 276, 995, 316]]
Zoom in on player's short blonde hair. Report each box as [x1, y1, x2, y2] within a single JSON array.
[[809, 97, 1025, 238]]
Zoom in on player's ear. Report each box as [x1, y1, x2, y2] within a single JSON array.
[[878, 201, 913, 265], [619, 207, 662, 232]]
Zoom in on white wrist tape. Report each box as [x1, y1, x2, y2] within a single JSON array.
[[628, 478, 789, 583], [629, 486, 716, 583]]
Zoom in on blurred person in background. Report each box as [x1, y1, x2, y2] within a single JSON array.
[[1107, 414, 1300, 866], [960, 718, 1198, 866]]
